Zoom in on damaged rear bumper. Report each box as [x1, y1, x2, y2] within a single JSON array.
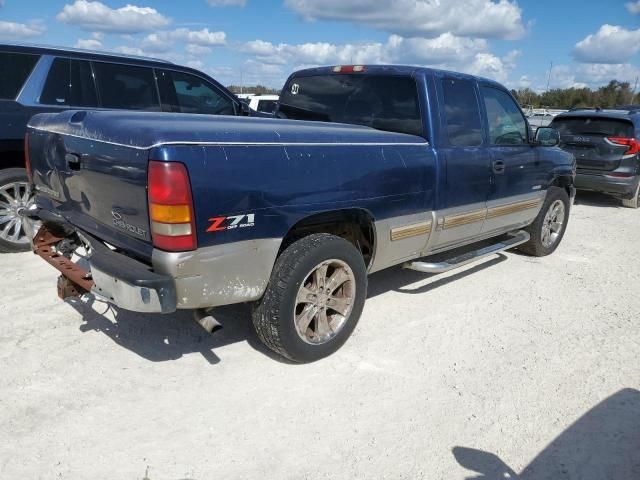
[[33, 222, 177, 314]]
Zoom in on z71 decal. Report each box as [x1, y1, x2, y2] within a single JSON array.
[[207, 214, 255, 232]]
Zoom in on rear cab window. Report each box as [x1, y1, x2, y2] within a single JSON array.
[[278, 74, 424, 138], [92, 62, 160, 111], [0, 51, 40, 100]]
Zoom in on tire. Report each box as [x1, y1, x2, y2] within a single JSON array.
[[621, 180, 640, 209], [0, 168, 34, 253], [252, 233, 367, 363], [519, 187, 570, 257]]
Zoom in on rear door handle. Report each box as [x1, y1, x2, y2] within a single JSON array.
[[492, 160, 505, 174], [65, 153, 81, 170]]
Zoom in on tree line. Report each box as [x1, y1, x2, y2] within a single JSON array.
[[511, 80, 638, 110]]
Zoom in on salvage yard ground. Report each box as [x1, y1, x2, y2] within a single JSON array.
[[1, 191, 638, 479]]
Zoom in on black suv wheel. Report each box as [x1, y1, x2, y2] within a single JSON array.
[[0, 168, 34, 253]]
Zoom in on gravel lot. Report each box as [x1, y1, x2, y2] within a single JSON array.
[[1, 191, 638, 480]]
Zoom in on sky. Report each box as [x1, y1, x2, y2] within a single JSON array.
[[0, 0, 639, 91]]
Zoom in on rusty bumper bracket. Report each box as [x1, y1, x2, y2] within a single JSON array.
[[33, 225, 94, 299]]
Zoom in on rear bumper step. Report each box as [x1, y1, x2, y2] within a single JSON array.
[[33, 223, 177, 314], [403, 230, 530, 274]]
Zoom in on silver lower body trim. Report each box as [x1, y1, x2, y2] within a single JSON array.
[[152, 238, 282, 309]]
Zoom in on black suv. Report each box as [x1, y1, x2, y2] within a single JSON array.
[[0, 43, 250, 252], [550, 107, 640, 208]]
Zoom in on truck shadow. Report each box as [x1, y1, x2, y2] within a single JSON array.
[[68, 297, 283, 365], [68, 253, 507, 364], [452, 388, 640, 480], [573, 191, 622, 208]]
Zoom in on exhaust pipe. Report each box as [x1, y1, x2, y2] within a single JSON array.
[[193, 308, 222, 334]]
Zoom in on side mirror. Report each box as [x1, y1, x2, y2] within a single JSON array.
[[238, 101, 251, 116], [535, 126, 560, 146]]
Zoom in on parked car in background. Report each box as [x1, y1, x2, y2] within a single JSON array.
[[527, 112, 555, 129], [26, 65, 574, 362], [0, 43, 250, 252], [551, 107, 640, 208], [248, 94, 279, 114]]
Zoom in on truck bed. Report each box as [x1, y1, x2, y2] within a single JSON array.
[[27, 110, 427, 149]]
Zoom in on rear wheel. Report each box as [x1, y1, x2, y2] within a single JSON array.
[[519, 187, 570, 257], [252, 233, 367, 362], [621, 180, 640, 209], [0, 168, 34, 253]]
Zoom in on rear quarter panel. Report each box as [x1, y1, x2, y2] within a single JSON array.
[[153, 142, 437, 252]]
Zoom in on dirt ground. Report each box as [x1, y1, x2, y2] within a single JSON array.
[[1, 191, 638, 480]]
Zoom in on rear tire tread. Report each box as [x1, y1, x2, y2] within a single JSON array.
[[252, 233, 367, 362]]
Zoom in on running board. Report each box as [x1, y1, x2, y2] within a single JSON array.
[[403, 230, 530, 274]]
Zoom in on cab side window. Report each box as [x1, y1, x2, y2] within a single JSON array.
[[441, 78, 483, 147], [40, 58, 98, 107], [93, 62, 160, 111], [157, 69, 235, 115], [481, 86, 528, 145]]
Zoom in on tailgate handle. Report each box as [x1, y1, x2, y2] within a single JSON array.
[[65, 153, 81, 170]]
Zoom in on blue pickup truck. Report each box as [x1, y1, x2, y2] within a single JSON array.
[[25, 65, 575, 362]]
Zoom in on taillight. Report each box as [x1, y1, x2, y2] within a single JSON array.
[[607, 137, 640, 155], [332, 65, 365, 73], [24, 133, 33, 184], [606, 172, 634, 178], [148, 161, 197, 252]]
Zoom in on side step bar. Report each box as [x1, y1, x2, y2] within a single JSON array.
[[403, 230, 530, 274]]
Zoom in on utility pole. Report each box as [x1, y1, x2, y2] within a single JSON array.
[[631, 76, 638, 105], [545, 61, 553, 92], [240, 69, 243, 94]]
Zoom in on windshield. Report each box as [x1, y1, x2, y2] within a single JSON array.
[[278, 74, 424, 138], [551, 117, 633, 137]]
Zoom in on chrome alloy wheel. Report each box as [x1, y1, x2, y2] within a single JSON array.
[[294, 259, 356, 345], [0, 181, 33, 246], [541, 199, 566, 248]]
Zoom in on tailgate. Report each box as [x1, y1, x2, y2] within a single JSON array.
[[28, 112, 152, 258], [552, 116, 634, 172]]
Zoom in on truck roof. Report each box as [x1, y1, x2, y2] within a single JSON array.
[[288, 64, 506, 89], [0, 42, 173, 67]]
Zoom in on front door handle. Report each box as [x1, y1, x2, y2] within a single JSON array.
[[492, 160, 505, 174]]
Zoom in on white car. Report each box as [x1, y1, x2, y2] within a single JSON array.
[[248, 95, 279, 114]]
